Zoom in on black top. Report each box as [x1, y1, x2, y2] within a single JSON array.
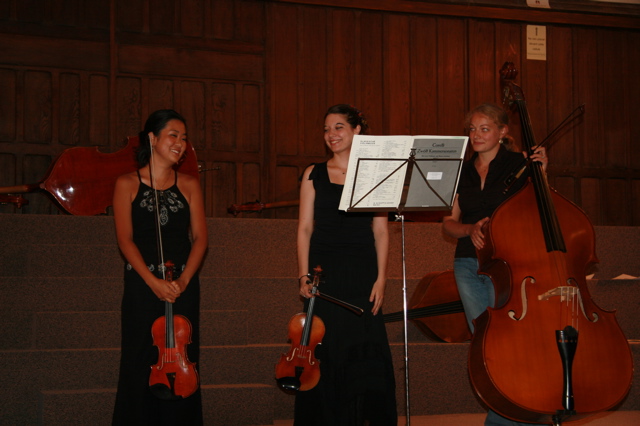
[[455, 145, 528, 258]]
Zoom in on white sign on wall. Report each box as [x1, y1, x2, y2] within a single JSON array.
[[527, 25, 547, 61]]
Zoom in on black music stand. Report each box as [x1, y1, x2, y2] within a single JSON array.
[[340, 135, 467, 425]]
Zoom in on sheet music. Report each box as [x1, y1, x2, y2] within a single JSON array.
[[339, 135, 413, 211], [339, 135, 468, 211]]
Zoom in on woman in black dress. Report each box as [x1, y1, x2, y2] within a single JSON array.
[[112, 109, 208, 425], [295, 104, 397, 425]]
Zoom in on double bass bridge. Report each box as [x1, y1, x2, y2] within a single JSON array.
[[537, 284, 595, 322]]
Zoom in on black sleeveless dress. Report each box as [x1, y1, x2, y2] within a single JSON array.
[[294, 162, 397, 426], [112, 171, 202, 425]]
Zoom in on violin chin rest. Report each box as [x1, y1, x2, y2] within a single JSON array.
[[277, 377, 301, 394]]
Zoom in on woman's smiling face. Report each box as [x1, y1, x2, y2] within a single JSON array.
[[324, 113, 360, 155]]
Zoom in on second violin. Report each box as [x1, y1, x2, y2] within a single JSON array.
[[275, 266, 325, 393]]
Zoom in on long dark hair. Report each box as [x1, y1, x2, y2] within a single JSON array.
[[324, 104, 369, 135], [136, 109, 187, 167]]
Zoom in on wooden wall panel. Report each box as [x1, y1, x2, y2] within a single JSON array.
[[581, 177, 601, 225], [298, 6, 328, 158], [600, 30, 630, 170], [384, 14, 412, 135], [436, 18, 466, 136], [0, 69, 16, 141], [181, 81, 207, 153], [630, 32, 640, 172], [115, 77, 143, 142], [88, 75, 110, 147], [574, 28, 602, 170], [358, 12, 383, 134], [604, 179, 630, 226], [633, 180, 640, 226], [24, 71, 52, 144], [59, 73, 81, 147], [0, 0, 638, 225], [269, 4, 299, 158], [467, 20, 496, 108], [495, 23, 522, 149], [210, 83, 236, 151], [546, 26, 575, 169], [240, 84, 262, 153], [409, 15, 437, 135], [329, 9, 359, 109]]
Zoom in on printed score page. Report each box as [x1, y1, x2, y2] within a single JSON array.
[[339, 135, 414, 211], [339, 135, 468, 211]]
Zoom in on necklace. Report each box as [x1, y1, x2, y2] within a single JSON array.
[[149, 165, 173, 190]]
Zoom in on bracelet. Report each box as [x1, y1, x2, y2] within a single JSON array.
[[298, 274, 309, 282]]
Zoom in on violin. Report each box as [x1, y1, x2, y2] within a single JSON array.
[[149, 260, 199, 399], [0, 135, 198, 214], [275, 265, 325, 393], [468, 62, 633, 424], [384, 270, 471, 343]]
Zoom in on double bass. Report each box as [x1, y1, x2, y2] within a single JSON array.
[[469, 62, 633, 424], [383, 270, 471, 343], [0, 135, 199, 215]]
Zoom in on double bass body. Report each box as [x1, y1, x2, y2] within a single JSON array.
[[471, 184, 633, 423]]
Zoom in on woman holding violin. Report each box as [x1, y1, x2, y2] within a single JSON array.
[[442, 103, 546, 426], [112, 109, 208, 425], [295, 104, 397, 425]]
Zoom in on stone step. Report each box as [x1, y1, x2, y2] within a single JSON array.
[[39, 383, 276, 426]]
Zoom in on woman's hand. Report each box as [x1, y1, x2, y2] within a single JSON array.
[[148, 276, 180, 303], [469, 217, 490, 250], [528, 145, 548, 171], [299, 274, 312, 298], [369, 279, 386, 315]]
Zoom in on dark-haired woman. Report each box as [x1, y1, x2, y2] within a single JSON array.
[[295, 104, 397, 425], [112, 109, 207, 425]]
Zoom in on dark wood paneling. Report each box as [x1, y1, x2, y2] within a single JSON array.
[[117, 44, 263, 82], [600, 30, 630, 170], [24, 71, 52, 144], [59, 73, 80, 146], [299, 6, 328, 156], [0, 69, 16, 140], [546, 26, 574, 170], [467, 20, 496, 109], [436, 18, 466, 136], [574, 28, 602, 170], [210, 82, 236, 151], [384, 13, 412, 135], [88, 75, 110, 147], [0, 0, 639, 225]]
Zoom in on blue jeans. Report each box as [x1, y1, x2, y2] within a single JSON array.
[[453, 257, 495, 333]]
